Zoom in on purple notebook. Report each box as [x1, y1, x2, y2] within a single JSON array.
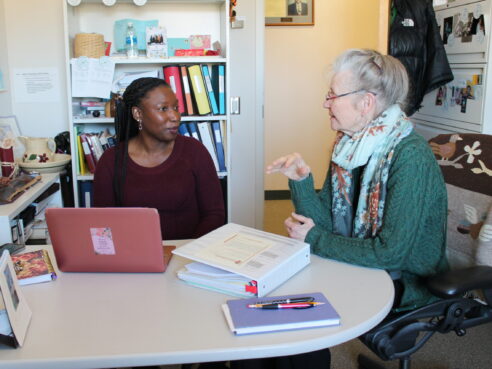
[[222, 292, 340, 335]]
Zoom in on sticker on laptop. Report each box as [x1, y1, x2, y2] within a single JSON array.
[[90, 227, 116, 255]]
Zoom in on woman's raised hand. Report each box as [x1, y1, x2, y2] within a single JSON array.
[[266, 152, 311, 181]]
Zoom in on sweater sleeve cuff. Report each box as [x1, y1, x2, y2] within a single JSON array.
[[288, 174, 316, 199], [305, 226, 322, 254]]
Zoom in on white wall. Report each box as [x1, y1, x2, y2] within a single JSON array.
[[3, 0, 68, 137], [264, 0, 388, 191], [0, 0, 13, 116]]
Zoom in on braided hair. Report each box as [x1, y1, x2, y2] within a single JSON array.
[[113, 77, 170, 206]]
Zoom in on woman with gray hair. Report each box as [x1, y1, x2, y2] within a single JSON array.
[[267, 49, 449, 313]]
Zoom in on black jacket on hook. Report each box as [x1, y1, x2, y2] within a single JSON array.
[[389, 0, 453, 116]]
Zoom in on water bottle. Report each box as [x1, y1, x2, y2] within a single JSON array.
[[125, 22, 138, 58]]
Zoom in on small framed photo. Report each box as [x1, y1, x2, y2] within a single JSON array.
[[0, 250, 32, 347], [0, 116, 23, 160], [0, 116, 20, 149], [146, 26, 168, 58], [266, 0, 314, 26]]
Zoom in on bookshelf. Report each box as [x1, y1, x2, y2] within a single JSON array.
[[63, 0, 264, 227]]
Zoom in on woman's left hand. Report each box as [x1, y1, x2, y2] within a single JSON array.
[[284, 212, 315, 241]]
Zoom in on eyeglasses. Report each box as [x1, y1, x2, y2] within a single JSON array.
[[325, 89, 377, 101]]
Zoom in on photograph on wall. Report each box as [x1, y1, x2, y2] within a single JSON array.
[[443, 16, 454, 44], [471, 14, 485, 35], [265, 0, 314, 26], [461, 13, 474, 43]]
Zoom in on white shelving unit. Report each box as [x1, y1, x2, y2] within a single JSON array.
[[0, 173, 62, 245], [63, 0, 265, 227]]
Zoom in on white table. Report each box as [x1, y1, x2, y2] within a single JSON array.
[[0, 241, 394, 369]]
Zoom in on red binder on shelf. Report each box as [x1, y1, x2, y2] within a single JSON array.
[[163, 66, 186, 114], [188, 65, 211, 115], [180, 66, 195, 116], [79, 134, 97, 174]]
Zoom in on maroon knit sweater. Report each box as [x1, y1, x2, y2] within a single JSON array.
[[93, 135, 225, 240]]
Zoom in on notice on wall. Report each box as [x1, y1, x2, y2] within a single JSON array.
[[71, 57, 115, 99], [12, 68, 60, 103]]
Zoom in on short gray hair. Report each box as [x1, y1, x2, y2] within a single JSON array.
[[332, 49, 409, 113]]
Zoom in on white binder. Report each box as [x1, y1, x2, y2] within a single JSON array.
[[172, 223, 311, 297]]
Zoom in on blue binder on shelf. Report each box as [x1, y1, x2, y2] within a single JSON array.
[[201, 65, 219, 115], [186, 122, 201, 141], [79, 180, 93, 208], [178, 124, 190, 137], [212, 64, 225, 115], [211, 121, 226, 172]]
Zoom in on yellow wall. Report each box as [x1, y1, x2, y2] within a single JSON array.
[[264, 0, 388, 190]]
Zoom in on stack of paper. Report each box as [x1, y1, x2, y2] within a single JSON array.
[[177, 262, 256, 298]]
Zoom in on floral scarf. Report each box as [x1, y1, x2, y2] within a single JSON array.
[[331, 104, 413, 238]]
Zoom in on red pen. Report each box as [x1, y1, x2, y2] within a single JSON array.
[[247, 302, 325, 309]]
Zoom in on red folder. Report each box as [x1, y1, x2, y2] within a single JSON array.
[[163, 66, 186, 114], [79, 133, 97, 174], [180, 66, 195, 116]]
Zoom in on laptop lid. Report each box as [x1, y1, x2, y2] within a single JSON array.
[[45, 207, 166, 273]]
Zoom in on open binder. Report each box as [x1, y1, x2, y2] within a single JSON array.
[[172, 223, 310, 297]]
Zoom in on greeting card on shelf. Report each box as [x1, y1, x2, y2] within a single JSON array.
[[146, 26, 168, 58]]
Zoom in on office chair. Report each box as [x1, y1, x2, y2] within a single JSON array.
[[358, 133, 492, 369]]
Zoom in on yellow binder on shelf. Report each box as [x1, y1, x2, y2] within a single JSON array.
[[76, 134, 88, 175], [188, 65, 211, 115]]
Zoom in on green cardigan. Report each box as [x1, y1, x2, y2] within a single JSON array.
[[289, 131, 449, 311]]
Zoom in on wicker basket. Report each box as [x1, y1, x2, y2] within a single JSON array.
[[74, 33, 105, 58]]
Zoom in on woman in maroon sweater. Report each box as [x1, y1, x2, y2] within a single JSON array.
[[93, 77, 225, 240]]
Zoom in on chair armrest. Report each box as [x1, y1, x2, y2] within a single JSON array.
[[427, 266, 492, 299]]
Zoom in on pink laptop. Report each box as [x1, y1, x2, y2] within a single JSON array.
[[45, 207, 167, 273]]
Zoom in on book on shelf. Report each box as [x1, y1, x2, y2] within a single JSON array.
[[163, 66, 186, 114], [211, 121, 226, 172], [172, 223, 310, 297], [79, 134, 97, 174], [11, 249, 57, 286], [79, 180, 93, 208], [188, 65, 211, 115], [197, 122, 219, 171], [211, 64, 225, 115], [180, 66, 195, 115], [186, 122, 201, 141], [76, 134, 88, 175], [201, 65, 219, 115], [178, 124, 190, 137], [222, 292, 341, 335]]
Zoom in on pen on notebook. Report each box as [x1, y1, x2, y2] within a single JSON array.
[[256, 297, 314, 305], [247, 302, 325, 309]]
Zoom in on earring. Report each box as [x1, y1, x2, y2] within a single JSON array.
[[138, 120, 143, 130]]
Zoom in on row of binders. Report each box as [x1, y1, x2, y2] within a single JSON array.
[[180, 121, 227, 173], [164, 64, 225, 116], [76, 129, 116, 175]]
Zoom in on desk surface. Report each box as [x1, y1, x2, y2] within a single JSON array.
[[0, 241, 394, 369]]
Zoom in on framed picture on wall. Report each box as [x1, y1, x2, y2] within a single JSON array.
[[265, 0, 314, 26]]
